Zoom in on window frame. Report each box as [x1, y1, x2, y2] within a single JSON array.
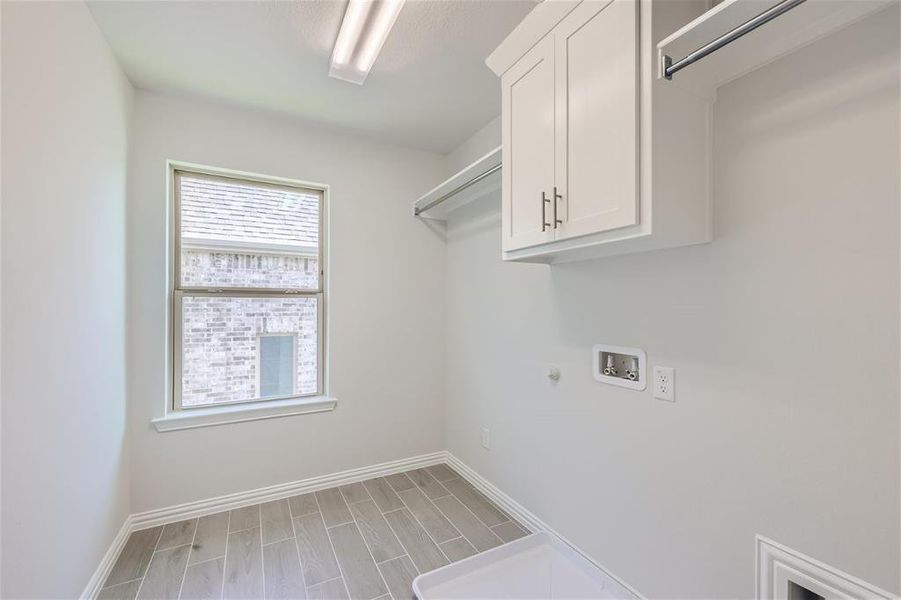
[[170, 163, 327, 412]]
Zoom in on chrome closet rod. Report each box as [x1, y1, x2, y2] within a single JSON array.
[[414, 163, 502, 216], [663, 0, 808, 80]]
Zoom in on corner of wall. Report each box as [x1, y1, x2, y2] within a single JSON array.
[[444, 115, 502, 177]]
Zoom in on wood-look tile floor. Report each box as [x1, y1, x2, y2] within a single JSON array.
[[100, 464, 529, 600]]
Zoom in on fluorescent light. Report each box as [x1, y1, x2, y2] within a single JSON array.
[[329, 0, 406, 85], [331, 0, 371, 67], [354, 0, 404, 73]]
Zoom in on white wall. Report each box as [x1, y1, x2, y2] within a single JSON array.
[[1, 2, 133, 597], [445, 116, 501, 175], [128, 92, 447, 512], [445, 8, 900, 598]]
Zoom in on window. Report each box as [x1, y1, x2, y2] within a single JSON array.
[[173, 167, 324, 410], [259, 334, 296, 398]]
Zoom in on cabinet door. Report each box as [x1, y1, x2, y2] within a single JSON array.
[[554, 0, 639, 241], [502, 35, 556, 252]]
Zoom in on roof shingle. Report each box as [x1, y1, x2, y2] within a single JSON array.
[[180, 175, 319, 247]]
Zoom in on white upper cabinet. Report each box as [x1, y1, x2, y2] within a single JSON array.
[[554, 0, 638, 242], [502, 36, 556, 251], [489, 0, 714, 263]]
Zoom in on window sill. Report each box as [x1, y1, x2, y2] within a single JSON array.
[[152, 396, 337, 432]]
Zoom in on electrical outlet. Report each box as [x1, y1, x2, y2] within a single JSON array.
[[654, 367, 675, 401], [481, 427, 490, 450]]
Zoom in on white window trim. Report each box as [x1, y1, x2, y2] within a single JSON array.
[[156, 160, 334, 432], [153, 395, 337, 432]]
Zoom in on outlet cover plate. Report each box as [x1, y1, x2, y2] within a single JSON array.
[[654, 366, 675, 401]]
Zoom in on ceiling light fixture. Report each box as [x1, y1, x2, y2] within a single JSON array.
[[329, 0, 406, 85]]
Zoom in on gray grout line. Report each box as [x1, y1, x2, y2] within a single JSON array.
[[443, 479, 512, 540], [339, 485, 392, 599], [379, 511, 420, 575], [132, 522, 165, 599], [383, 473, 413, 495], [325, 519, 355, 529], [185, 555, 224, 568], [344, 482, 374, 505], [441, 464, 516, 527], [388, 476, 455, 565], [306, 575, 342, 590], [262, 535, 297, 547], [287, 497, 310, 597], [429, 492, 501, 550], [228, 525, 259, 534], [151, 526, 165, 552], [287, 493, 320, 520], [258, 509, 266, 600], [176, 520, 200, 599], [407, 471, 453, 502], [156, 543, 194, 551], [493, 521, 524, 532], [219, 510, 231, 600], [433, 469, 521, 546], [376, 467, 509, 567], [452, 474, 523, 529], [314, 491, 352, 600], [374, 552, 411, 566], [98, 576, 144, 592]]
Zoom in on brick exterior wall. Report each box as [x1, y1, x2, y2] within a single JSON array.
[[181, 250, 319, 407], [181, 249, 318, 289]]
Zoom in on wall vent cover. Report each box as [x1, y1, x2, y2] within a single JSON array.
[[756, 536, 894, 600]]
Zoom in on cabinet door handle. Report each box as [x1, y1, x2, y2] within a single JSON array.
[[542, 191, 551, 232], [553, 186, 563, 228]]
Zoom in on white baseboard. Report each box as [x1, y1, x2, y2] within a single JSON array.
[[84, 450, 642, 600], [81, 515, 134, 600], [444, 451, 644, 600], [131, 451, 446, 530]]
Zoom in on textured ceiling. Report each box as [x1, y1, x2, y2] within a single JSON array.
[[87, 0, 536, 154]]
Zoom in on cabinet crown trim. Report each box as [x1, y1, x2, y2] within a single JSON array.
[[486, 0, 581, 76]]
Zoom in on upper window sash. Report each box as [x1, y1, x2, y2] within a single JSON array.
[[174, 169, 323, 294]]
